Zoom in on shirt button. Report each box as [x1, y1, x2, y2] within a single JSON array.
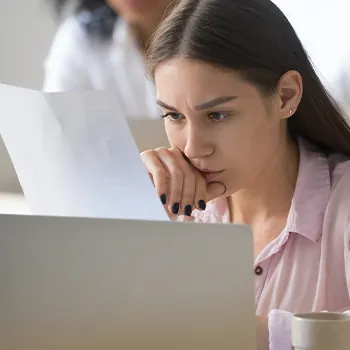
[[255, 266, 263, 276]]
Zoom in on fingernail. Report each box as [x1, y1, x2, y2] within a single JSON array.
[[198, 200, 206, 211], [172, 202, 180, 215], [184, 205, 192, 217], [160, 194, 167, 205]]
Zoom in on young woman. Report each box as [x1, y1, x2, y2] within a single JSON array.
[[141, 0, 350, 349], [44, 0, 174, 118]]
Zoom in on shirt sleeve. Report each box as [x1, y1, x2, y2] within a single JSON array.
[[42, 17, 92, 92]]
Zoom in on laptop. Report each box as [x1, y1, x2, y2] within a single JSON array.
[[0, 214, 256, 350]]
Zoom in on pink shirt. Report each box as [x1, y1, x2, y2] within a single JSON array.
[[191, 139, 350, 349]]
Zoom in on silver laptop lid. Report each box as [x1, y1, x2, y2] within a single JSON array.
[[0, 215, 256, 350]]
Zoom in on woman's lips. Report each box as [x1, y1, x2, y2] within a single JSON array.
[[200, 170, 224, 182]]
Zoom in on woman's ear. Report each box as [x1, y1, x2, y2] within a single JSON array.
[[276, 70, 303, 119]]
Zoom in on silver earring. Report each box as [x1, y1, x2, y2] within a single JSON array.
[[289, 108, 295, 115]]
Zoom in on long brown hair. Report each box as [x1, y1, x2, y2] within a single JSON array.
[[147, 0, 350, 156]]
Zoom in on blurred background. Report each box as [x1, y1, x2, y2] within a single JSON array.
[[0, 1, 348, 93], [0, 0, 56, 193], [0, 0, 349, 195], [0, 1, 57, 89]]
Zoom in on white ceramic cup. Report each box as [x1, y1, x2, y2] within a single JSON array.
[[292, 312, 350, 350]]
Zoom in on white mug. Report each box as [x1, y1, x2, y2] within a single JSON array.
[[292, 312, 350, 350]]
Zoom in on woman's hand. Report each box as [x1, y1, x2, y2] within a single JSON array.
[[141, 147, 225, 218]]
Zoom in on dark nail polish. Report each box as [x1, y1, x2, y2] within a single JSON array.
[[198, 200, 206, 211], [172, 202, 180, 215], [160, 194, 167, 205], [184, 205, 192, 217]]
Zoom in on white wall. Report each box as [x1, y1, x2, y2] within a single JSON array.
[[1, 0, 348, 92], [275, 0, 350, 82], [0, 0, 57, 89]]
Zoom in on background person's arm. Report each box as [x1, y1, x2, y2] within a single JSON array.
[[42, 17, 92, 92]]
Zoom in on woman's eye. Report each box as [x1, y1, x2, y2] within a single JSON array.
[[162, 112, 184, 122], [208, 112, 228, 122]]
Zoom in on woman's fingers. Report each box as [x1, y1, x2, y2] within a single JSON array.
[[194, 173, 208, 211], [169, 148, 198, 216], [154, 148, 185, 214], [141, 147, 226, 217], [141, 149, 170, 202], [206, 181, 226, 202], [183, 164, 208, 211]]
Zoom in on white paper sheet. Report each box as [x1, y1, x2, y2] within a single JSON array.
[[0, 84, 168, 221]]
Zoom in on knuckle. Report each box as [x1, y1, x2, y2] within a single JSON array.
[[166, 160, 183, 178], [169, 146, 180, 153], [155, 147, 169, 153], [170, 147, 186, 158], [140, 150, 156, 164], [140, 149, 154, 157]]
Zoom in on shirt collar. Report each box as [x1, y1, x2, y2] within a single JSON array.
[[286, 138, 331, 242]]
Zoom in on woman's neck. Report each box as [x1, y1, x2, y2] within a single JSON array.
[[228, 137, 299, 230]]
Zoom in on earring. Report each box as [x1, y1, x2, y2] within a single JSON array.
[[289, 108, 295, 115]]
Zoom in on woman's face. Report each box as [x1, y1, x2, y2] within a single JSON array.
[[107, 0, 172, 23], [154, 58, 299, 195]]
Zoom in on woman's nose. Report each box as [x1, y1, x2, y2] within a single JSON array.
[[183, 126, 214, 159]]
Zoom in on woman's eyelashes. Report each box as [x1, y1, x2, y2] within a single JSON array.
[[208, 111, 230, 122], [161, 112, 184, 122], [160, 111, 233, 123]]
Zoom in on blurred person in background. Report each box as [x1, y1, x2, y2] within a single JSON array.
[[45, 0, 350, 118], [44, 0, 175, 118]]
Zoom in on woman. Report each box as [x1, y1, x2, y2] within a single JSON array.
[[141, 0, 350, 349], [44, 0, 174, 118]]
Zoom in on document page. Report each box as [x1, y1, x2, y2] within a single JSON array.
[[0, 84, 168, 221]]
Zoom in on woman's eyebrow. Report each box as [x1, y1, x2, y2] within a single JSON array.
[[156, 95, 237, 111], [156, 100, 179, 111], [195, 96, 237, 110]]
